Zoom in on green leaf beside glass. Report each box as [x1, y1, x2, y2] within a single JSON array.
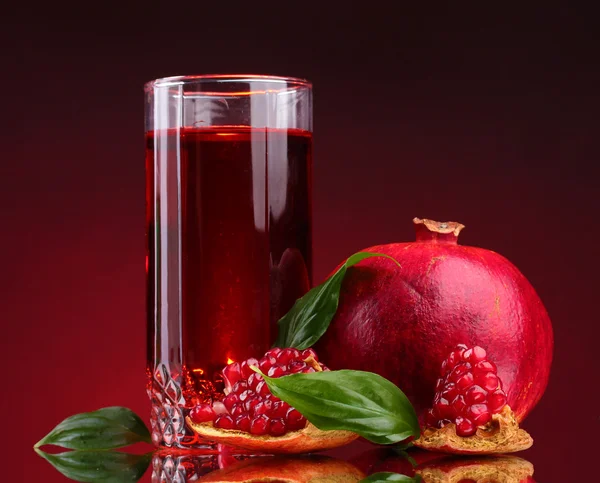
[[34, 406, 151, 451], [275, 252, 400, 349]]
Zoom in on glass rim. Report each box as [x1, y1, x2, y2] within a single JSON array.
[[145, 74, 312, 92]]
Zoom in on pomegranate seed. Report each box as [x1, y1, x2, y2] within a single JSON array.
[[247, 373, 263, 390], [464, 346, 487, 363], [277, 348, 301, 364], [239, 389, 255, 402], [286, 408, 306, 430], [466, 404, 492, 426], [240, 358, 259, 378], [230, 404, 245, 418], [288, 361, 308, 373], [465, 385, 487, 405], [271, 401, 290, 418], [212, 401, 228, 415], [437, 419, 452, 428], [451, 395, 467, 415], [488, 390, 507, 413], [236, 414, 251, 432], [425, 409, 437, 427], [222, 362, 242, 390], [301, 348, 318, 360], [476, 372, 499, 392], [223, 393, 239, 411], [435, 378, 445, 391], [250, 415, 270, 435], [255, 381, 271, 397], [267, 365, 286, 378], [231, 381, 248, 394], [455, 416, 477, 436], [260, 354, 276, 370], [441, 382, 459, 402], [265, 348, 282, 358], [303, 367, 316, 373], [445, 350, 462, 369], [270, 418, 287, 436], [456, 372, 474, 390], [253, 399, 274, 416], [449, 362, 471, 383], [189, 403, 215, 423], [424, 344, 509, 438], [214, 415, 235, 430], [244, 396, 260, 413], [474, 360, 497, 374], [434, 398, 452, 419]]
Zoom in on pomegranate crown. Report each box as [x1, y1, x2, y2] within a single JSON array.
[[413, 217, 465, 244]]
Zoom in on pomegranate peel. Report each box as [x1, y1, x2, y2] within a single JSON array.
[[414, 405, 533, 454], [187, 417, 357, 454], [416, 454, 534, 482]]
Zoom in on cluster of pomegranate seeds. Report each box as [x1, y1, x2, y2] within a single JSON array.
[[425, 344, 508, 437], [189, 347, 326, 437]]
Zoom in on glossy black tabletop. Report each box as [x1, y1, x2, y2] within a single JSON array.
[[30, 434, 587, 482]]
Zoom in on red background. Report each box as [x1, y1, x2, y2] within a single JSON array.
[[3, 3, 599, 481]]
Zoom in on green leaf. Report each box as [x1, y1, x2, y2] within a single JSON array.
[[35, 407, 151, 451], [35, 449, 152, 483], [255, 368, 420, 444], [361, 473, 421, 482], [274, 252, 399, 349]]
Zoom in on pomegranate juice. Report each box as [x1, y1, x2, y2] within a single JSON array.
[[146, 127, 312, 446]]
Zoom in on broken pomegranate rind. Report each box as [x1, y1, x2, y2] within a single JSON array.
[[416, 455, 534, 483], [187, 417, 358, 454], [413, 406, 533, 455], [198, 455, 365, 483]]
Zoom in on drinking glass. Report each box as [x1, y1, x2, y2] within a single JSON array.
[[145, 75, 313, 447]]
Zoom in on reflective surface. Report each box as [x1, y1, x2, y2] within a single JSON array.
[[32, 438, 579, 482]]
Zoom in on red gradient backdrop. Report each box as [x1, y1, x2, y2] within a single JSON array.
[[3, 3, 599, 482]]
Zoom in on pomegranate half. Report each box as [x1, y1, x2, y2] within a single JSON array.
[[186, 348, 357, 453], [316, 218, 553, 424]]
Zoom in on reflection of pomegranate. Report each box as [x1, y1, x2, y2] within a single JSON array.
[[317, 218, 553, 424], [198, 455, 365, 483], [416, 454, 535, 482], [187, 348, 357, 453]]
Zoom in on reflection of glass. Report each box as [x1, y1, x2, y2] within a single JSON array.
[[151, 452, 364, 483], [151, 451, 218, 482], [145, 75, 313, 448]]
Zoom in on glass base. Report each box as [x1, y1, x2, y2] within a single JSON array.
[[148, 364, 213, 448]]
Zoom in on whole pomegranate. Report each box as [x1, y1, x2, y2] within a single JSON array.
[[316, 218, 553, 423]]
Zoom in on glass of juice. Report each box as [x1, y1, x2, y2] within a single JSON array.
[[145, 75, 313, 448]]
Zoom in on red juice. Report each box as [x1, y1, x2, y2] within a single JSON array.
[[146, 126, 312, 446]]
